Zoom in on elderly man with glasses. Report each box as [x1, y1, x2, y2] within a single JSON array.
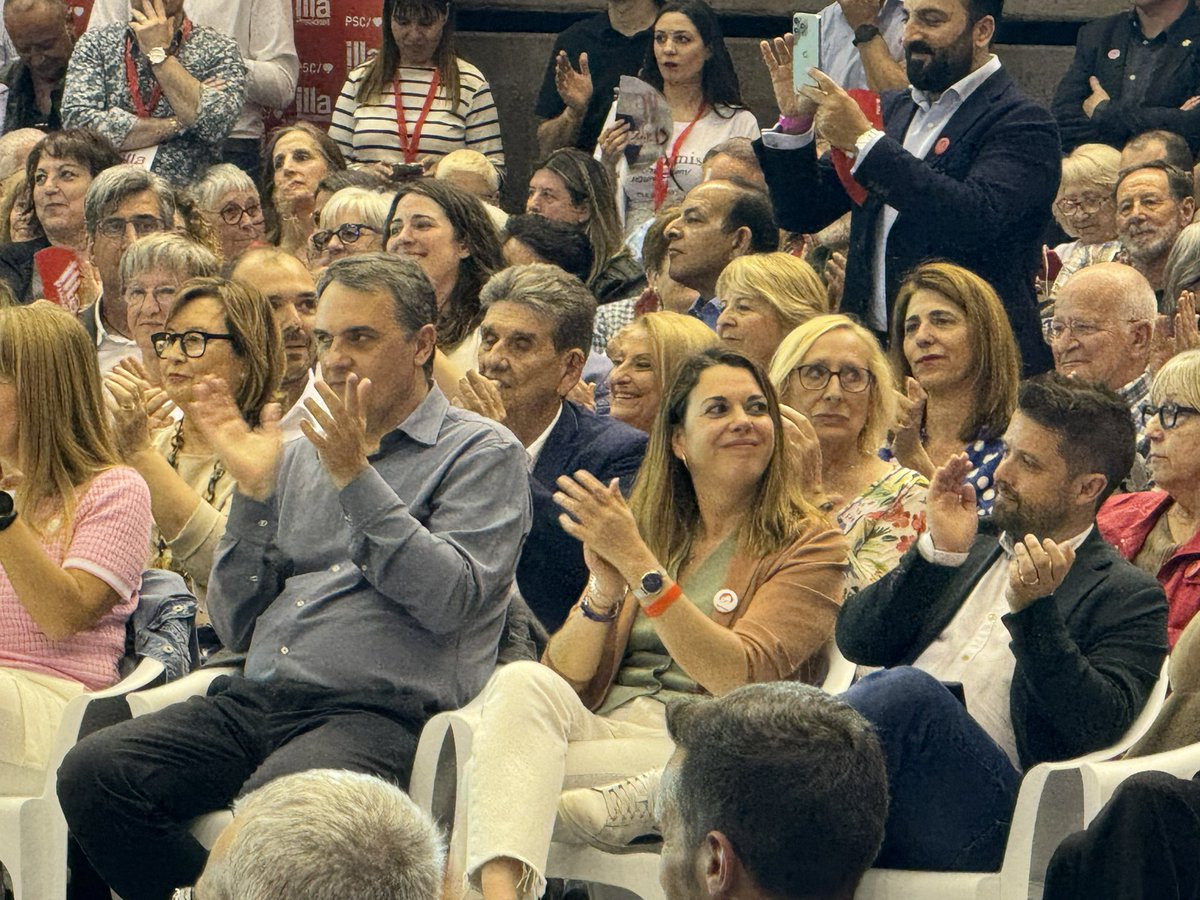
[[78, 164, 175, 372]]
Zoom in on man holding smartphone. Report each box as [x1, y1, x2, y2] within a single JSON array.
[[62, 0, 246, 185], [755, 0, 1059, 375]]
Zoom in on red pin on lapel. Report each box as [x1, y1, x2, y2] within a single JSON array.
[[934, 136, 951, 156], [1108, 48, 1121, 59]]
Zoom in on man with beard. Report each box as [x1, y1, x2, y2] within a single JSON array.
[[836, 373, 1167, 872], [1115, 160, 1196, 297], [754, 0, 1059, 374]]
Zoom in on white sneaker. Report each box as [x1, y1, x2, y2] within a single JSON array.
[[554, 769, 662, 852]]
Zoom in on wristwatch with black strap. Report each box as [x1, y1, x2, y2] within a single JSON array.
[[852, 23, 882, 46], [0, 491, 17, 532]]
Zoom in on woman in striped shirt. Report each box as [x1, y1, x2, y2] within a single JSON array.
[[329, 0, 505, 180]]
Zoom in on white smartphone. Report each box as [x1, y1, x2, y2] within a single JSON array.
[[792, 12, 822, 91]]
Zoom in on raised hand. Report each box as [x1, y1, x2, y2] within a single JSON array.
[[555, 470, 643, 574], [104, 368, 153, 457], [926, 452, 979, 555], [454, 370, 507, 423], [824, 251, 847, 310], [300, 375, 372, 491], [567, 378, 596, 412], [837, 0, 883, 29], [891, 377, 935, 477], [1007, 534, 1076, 611], [759, 34, 817, 123], [188, 375, 283, 501], [555, 51, 594, 114], [129, 0, 173, 55], [799, 69, 872, 151], [779, 404, 825, 501]]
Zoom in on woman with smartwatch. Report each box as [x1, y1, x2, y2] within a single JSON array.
[[463, 347, 848, 900], [0, 303, 152, 792]]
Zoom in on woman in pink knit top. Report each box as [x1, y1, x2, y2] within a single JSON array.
[[0, 303, 152, 793]]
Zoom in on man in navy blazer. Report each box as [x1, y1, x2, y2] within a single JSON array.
[[754, 0, 1059, 374], [836, 375, 1167, 871], [459, 264, 647, 631], [1052, 0, 1200, 155]]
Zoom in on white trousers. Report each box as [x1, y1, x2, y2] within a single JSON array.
[[464, 661, 677, 899], [0, 666, 84, 795]]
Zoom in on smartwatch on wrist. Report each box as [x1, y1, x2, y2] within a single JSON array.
[[631, 570, 665, 602], [852, 24, 882, 46], [0, 491, 17, 532]]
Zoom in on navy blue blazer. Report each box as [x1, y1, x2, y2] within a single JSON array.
[[754, 66, 1060, 375], [1053, 5, 1200, 154], [517, 401, 647, 631], [837, 527, 1168, 771]]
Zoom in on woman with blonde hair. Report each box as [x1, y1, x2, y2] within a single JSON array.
[[464, 347, 848, 900], [888, 262, 1021, 516], [0, 303, 152, 791], [1046, 143, 1124, 307], [716, 251, 829, 369], [105, 278, 283, 628], [771, 314, 927, 589], [607, 310, 719, 432]]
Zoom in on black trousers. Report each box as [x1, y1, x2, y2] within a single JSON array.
[[1044, 769, 1200, 900], [58, 674, 426, 900]]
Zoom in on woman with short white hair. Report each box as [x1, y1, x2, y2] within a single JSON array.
[[188, 164, 265, 265], [308, 186, 392, 273]]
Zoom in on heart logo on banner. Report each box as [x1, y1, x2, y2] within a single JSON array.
[[372, 17, 382, 26], [322, 63, 333, 73], [73, 5, 84, 14]]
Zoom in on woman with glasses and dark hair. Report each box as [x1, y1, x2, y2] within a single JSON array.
[[1098, 349, 1200, 648], [770, 314, 927, 591], [104, 277, 283, 624], [0, 302, 152, 793], [0, 128, 123, 302], [261, 122, 348, 259], [385, 178, 503, 387], [186, 163, 266, 265], [329, 0, 504, 178], [594, 0, 758, 242], [308, 187, 391, 274]]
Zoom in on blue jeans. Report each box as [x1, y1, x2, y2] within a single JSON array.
[[843, 667, 1022, 871]]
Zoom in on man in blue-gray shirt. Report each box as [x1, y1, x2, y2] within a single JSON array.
[[59, 254, 532, 900]]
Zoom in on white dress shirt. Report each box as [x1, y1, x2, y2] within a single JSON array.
[[93, 299, 137, 375], [912, 524, 1094, 768], [525, 404, 564, 471], [86, 0, 299, 140]]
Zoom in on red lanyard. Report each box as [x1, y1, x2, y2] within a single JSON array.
[[653, 104, 707, 211], [124, 19, 193, 118], [393, 70, 441, 163]]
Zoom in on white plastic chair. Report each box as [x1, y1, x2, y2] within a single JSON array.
[[1079, 739, 1200, 825], [823, 641, 857, 694], [852, 657, 1172, 900], [0, 657, 164, 900]]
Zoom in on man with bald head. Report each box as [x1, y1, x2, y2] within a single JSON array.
[[0, 0, 73, 133], [1047, 262, 1157, 449]]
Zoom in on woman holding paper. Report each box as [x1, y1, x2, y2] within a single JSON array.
[[0, 130, 122, 304], [595, 0, 759, 243]]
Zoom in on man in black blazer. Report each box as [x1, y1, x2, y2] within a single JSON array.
[[837, 374, 1167, 871], [459, 263, 647, 631], [1053, 0, 1200, 155], [754, 0, 1059, 374]]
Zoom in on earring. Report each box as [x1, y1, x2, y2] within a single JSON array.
[[680, 453, 689, 469]]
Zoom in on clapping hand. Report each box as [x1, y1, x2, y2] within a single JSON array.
[[1006, 534, 1076, 611], [759, 33, 817, 123], [555, 51, 593, 114], [104, 366, 154, 457], [555, 470, 641, 573], [779, 404, 826, 501], [1149, 290, 1200, 374], [926, 452, 978, 555], [189, 375, 283, 501], [891, 377, 935, 478], [454, 370, 507, 423], [300, 375, 372, 491]]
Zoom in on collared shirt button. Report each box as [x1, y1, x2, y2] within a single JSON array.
[[257, 519, 268, 527], [961, 654, 970, 661], [249, 575, 258, 583], [280, 646, 289, 655], [987, 613, 996, 621], [1129, 74, 1137, 80], [295, 599, 305, 607], [331, 564, 341, 573]]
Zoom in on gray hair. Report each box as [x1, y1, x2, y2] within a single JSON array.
[[119, 233, 219, 287], [83, 164, 174, 236], [1059, 261, 1158, 322], [197, 769, 445, 900], [318, 186, 392, 232], [479, 263, 597, 355], [187, 163, 258, 212], [1163, 222, 1200, 313], [316, 253, 437, 374], [0, 127, 45, 180]]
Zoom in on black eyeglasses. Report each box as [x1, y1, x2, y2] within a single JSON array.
[[217, 202, 262, 225], [794, 363, 873, 393], [151, 330, 235, 359], [97, 215, 166, 239], [1141, 402, 1200, 430], [311, 223, 378, 252]]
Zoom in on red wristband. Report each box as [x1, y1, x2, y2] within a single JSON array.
[[643, 583, 683, 618]]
